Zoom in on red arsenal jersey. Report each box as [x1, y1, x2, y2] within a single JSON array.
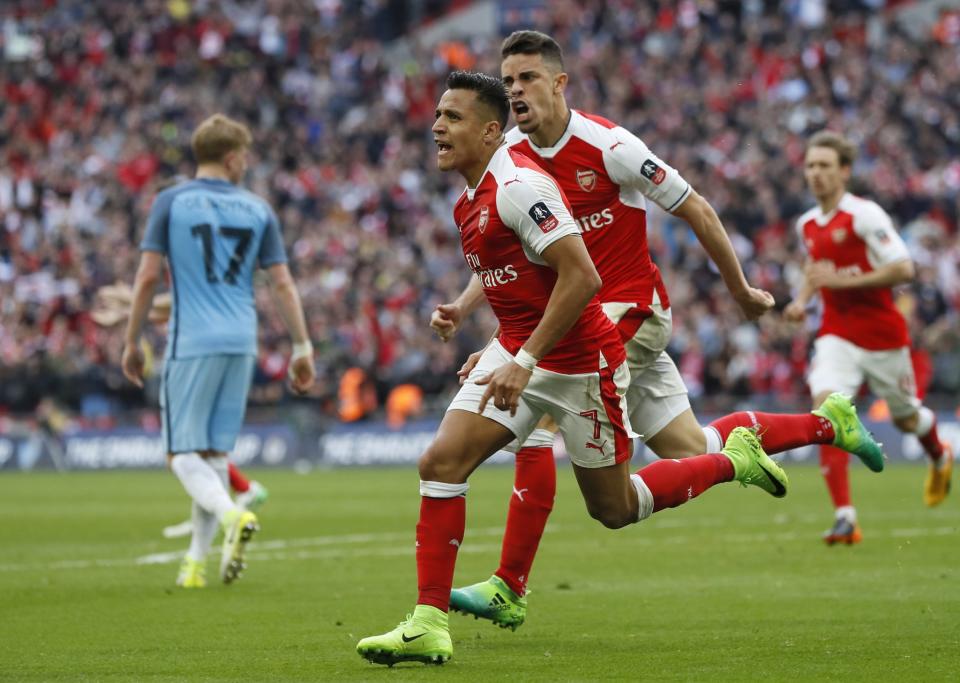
[[453, 144, 625, 374], [797, 193, 912, 350], [505, 110, 691, 315]]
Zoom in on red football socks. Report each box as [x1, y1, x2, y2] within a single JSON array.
[[495, 446, 555, 597], [416, 495, 465, 611], [638, 454, 735, 512], [918, 418, 945, 461], [820, 445, 851, 508], [228, 462, 251, 493], [709, 411, 834, 454]]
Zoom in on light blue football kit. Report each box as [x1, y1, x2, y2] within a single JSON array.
[[140, 178, 287, 453]]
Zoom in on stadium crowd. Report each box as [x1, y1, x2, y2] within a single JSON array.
[[1, 0, 958, 430]]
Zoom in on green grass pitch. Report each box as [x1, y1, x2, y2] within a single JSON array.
[[1, 464, 957, 681]]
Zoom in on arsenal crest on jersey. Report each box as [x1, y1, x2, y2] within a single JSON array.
[[576, 168, 597, 192], [478, 205, 489, 233], [831, 228, 847, 243]]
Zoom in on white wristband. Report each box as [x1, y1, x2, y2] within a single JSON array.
[[289, 341, 313, 380], [513, 348, 538, 371], [291, 341, 313, 361]]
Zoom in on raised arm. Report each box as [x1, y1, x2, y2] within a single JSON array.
[[601, 127, 773, 320], [672, 191, 774, 320]]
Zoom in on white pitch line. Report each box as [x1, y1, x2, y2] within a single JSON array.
[[133, 526, 526, 566], [245, 542, 507, 563], [0, 522, 956, 574], [0, 526, 552, 573]]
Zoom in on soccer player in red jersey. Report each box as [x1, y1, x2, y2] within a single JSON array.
[[785, 131, 953, 543], [356, 71, 789, 667], [429, 31, 883, 628]]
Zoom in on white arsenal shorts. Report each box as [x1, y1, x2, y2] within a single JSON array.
[[448, 339, 636, 468], [807, 334, 920, 418], [603, 299, 690, 441]]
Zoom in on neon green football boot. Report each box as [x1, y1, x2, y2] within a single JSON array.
[[220, 509, 259, 584], [722, 426, 789, 497], [449, 575, 527, 631], [175, 556, 206, 588], [357, 605, 452, 666], [813, 392, 886, 472]]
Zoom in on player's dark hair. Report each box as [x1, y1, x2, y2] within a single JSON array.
[[446, 70, 510, 130], [501, 30, 564, 71], [807, 130, 857, 168]]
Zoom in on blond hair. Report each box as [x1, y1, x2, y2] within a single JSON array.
[[807, 130, 857, 167], [191, 114, 252, 165]]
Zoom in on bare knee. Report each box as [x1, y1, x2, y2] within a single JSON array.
[[419, 448, 459, 482], [591, 509, 635, 529], [418, 440, 476, 483], [585, 501, 636, 529]]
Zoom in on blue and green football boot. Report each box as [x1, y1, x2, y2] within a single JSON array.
[[813, 392, 885, 472], [449, 575, 527, 631]]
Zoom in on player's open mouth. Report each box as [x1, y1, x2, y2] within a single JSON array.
[[512, 101, 530, 121], [436, 141, 453, 154]]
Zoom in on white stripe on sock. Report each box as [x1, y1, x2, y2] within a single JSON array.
[[702, 426, 723, 454], [630, 474, 655, 522]]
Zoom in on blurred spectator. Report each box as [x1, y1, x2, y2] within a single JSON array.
[[0, 0, 957, 429], [386, 383, 424, 428], [338, 366, 378, 423]]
